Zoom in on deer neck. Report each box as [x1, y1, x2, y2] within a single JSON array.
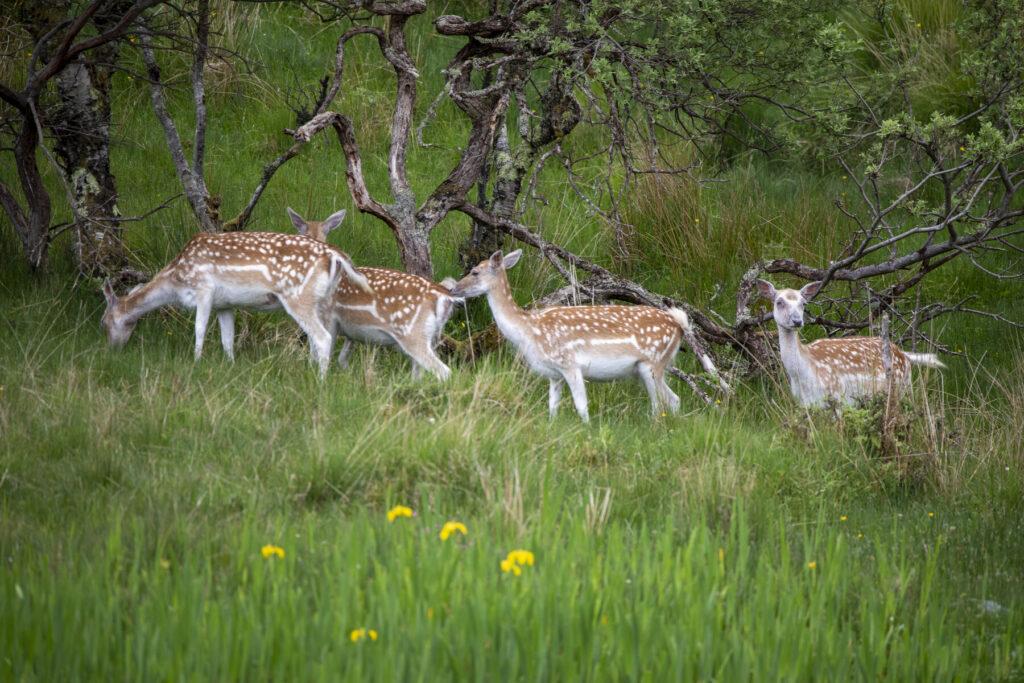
[[776, 325, 819, 397], [485, 273, 530, 344], [119, 275, 185, 321]]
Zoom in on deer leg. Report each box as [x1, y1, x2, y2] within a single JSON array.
[[657, 371, 680, 414], [193, 294, 213, 360], [279, 300, 333, 377], [636, 362, 662, 416], [561, 367, 590, 423], [337, 339, 354, 369], [217, 310, 235, 361], [398, 338, 451, 382], [548, 377, 564, 417]]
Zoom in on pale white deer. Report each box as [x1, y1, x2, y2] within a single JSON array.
[[101, 231, 371, 377], [449, 249, 693, 422], [287, 207, 460, 380], [757, 279, 945, 407]]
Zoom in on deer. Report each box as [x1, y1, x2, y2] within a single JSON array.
[[756, 279, 946, 407], [101, 231, 372, 378], [287, 207, 460, 381], [449, 249, 693, 422]]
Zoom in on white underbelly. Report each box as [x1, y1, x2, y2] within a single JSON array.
[[212, 283, 279, 310], [578, 353, 639, 381], [335, 321, 397, 347]]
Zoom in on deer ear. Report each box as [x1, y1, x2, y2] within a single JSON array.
[[503, 249, 522, 270], [321, 209, 346, 235], [102, 278, 117, 306], [286, 207, 307, 234], [488, 250, 504, 271], [756, 279, 776, 300], [800, 281, 823, 301]]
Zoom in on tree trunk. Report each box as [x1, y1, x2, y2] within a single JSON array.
[[3, 118, 52, 269], [52, 43, 126, 275]]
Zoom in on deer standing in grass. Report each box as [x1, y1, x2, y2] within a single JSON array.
[[450, 249, 693, 422], [101, 231, 371, 377], [757, 279, 945, 407], [287, 208, 460, 381]]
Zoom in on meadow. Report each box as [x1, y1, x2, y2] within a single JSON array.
[[2, 1, 1023, 680]]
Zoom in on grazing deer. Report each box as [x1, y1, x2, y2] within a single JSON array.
[[287, 207, 460, 380], [449, 249, 693, 422], [757, 279, 945, 407], [101, 231, 371, 377]]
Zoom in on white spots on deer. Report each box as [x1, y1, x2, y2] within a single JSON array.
[[286, 208, 459, 381], [757, 278, 945, 407], [449, 249, 693, 422], [101, 230, 370, 377]]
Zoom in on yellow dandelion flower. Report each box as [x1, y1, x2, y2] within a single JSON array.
[[928, 512, 934, 517], [507, 549, 534, 566], [959, 146, 965, 151], [857, 533, 863, 538], [840, 516, 847, 521], [440, 521, 467, 541], [807, 561, 817, 570], [501, 559, 522, 575], [661, 413, 666, 418], [369, 629, 378, 641], [916, 22, 921, 27], [387, 505, 413, 522], [261, 544, 284, 559], [758, 51, 764, 55]]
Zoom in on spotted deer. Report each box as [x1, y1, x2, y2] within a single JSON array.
[[450, 249, 693, 422], [101, 231, 371, 377], [287, 207, 460, 380], [757, 279, 945, 407]]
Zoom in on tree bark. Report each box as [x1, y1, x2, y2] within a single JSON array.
[[52, 40, 126, 275]]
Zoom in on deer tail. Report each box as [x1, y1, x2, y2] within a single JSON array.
[[904, 352, 946, 369], [665, 307, 693, 334], [330, 252, 372, 294]]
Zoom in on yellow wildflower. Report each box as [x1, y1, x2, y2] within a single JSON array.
[[840, 516, 847, 521], [387, 505, 413, 522], [928, 512, 934, 517], [501, 559, 522, 575], [350, 628, 378, 642], [440, 521, 467, 541], [507, 549, 534, 566], [502, 549, 534, 575], [807, 561, 817, 570], [261, 544, 284, 559]]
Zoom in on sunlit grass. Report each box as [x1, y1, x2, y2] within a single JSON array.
[[1, 0, 1023, 678]]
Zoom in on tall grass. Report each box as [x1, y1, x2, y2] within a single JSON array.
[[2, 1, 1023, 678]]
